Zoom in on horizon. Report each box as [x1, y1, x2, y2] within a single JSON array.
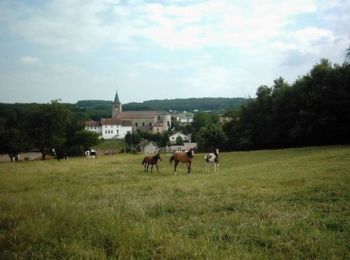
[[0, 0, 349, 104]]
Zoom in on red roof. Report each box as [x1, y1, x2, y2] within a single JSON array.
[[101, 118, 132, 126], [85, 120, 100, 127], [115, 111, 169, 120]]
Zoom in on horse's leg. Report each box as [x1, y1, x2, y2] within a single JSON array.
[[156, 163, 159, 173], [174, 160, 179, 175], [187, 161, 191, 174], [151, 164, 153, 173]]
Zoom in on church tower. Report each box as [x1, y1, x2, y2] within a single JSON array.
[[112, 90, 122, 118]]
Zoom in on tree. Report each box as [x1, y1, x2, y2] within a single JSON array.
[[176, 136, 184, 145], [197, 124, 227, 152], [0, 106, 29, 161], [26, 100, 70, 160]]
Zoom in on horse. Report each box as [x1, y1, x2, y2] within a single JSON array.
[[169, 148, 195, 175], [204, 148, 220, 172], [142, 153, 162, 173], [85, 149, 96, 159], [52, 148, 68, 162]]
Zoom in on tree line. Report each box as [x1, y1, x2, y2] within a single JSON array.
[[191, 57, 350, 151], [0, 101, 100, 161]]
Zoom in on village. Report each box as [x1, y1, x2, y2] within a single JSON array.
[[84, 91, 197, 154]]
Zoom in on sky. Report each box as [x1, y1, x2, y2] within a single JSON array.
[[0, 0, 349, 104]]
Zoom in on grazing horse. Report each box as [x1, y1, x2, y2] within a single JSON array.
[[204, 148, 220, 172], [52, 148, 68, 162], [169, 148, 195, 175], [142, 153, 162, 173]]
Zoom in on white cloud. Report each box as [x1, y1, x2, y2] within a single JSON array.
[[0, 0, 330, 52], [19, 56, 41, 65]]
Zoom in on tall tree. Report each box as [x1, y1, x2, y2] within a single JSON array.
[[26, 100, 70, 160]]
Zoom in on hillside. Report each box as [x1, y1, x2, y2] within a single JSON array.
[[76, 97, 247, 114], [0, 146, 349, 258]]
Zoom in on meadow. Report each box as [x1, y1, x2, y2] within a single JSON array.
[[0, 146, 349, 259]]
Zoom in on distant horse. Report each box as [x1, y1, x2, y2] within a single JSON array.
[[52, 148, 68, 162], [204, 148, 219, 172], [169, 148, 195, 175], [142, 153, 162, 173], [85, 149, 97, 159]]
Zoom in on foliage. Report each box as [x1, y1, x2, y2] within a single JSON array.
[[0, 146, 349, 258], [0, 101, 100, 159], [223, 59, 350, 150], [175, 136, 184, 145]]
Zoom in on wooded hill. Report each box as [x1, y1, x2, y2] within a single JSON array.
[[76, 97, 247, 117]]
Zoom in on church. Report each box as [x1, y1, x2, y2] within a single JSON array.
[[85, 91, 172, 139]]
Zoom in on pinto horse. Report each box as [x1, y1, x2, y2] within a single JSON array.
[[142, 153, 162, 173], [169, 148, 195, 175], [204, 148, 219, 172]]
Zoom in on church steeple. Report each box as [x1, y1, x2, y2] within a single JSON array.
[[114, 90, 120, 104], [112, 90, 122, 118]]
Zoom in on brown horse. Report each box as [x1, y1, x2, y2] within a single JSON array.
[[142, 153, 162, 173], [169, 148, 195, 175]]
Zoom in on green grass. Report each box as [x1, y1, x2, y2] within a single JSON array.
[[0, 146, 349, 259]]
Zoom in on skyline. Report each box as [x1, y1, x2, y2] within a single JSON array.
[[0, 0, 349, 104]]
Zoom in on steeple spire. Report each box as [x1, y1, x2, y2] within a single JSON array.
[[112, 90, 122, 118], [114, 90, 120, 104]]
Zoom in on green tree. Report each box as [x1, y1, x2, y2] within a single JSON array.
[[0, 106, 29, 161], [26, 100, 70, 160], [197, 124, 227, 152], [176, 136, 184, 145]]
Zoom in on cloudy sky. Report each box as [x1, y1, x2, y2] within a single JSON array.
[[0, 0, 349, 103]]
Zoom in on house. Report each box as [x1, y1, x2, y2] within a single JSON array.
[[100, 118, 132, 139], [169, 132, 191, 144], [175, 112, 193, 125], [84, 118, 132, 140]]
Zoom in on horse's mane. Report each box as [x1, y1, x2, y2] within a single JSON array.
[[186, 149, 194, 158]]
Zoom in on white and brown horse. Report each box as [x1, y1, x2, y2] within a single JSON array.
[[204, 148, 219, 172], [169, 148, 195, 175]]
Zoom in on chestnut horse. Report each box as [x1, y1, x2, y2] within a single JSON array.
[[169, 148, 195, 175], [204, 148, 219, 172], [142, 153, 162, 173]]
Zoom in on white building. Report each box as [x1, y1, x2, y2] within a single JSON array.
[[85, 118, 132, 140], [101, 118, 132, 139], [169, 132, 191, 144], [175, 112, 193, 125]]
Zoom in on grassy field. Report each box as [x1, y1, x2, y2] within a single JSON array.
[[0, 146, 349, 259]]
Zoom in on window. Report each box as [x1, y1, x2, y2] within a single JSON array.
[[142, 122, 145, 126], [111, 130, 113, 134], [149, 122, 152, 126], [135, 122, 138, 127], [105, 130, 107, 134], [158, 116, 161, 121], [117, 129, 119, 134]]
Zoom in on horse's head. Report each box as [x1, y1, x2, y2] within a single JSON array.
[[215, 148, 219, 155], [155, 153, 162, 161], [187, 148, 195, 158]]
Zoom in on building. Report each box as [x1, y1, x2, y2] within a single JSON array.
[[112, 91, 171, 133], [84, 118, 132, 140], [169, 132, 191, 144], [175, 112, 194, 125], [85, 90, 172, 138]]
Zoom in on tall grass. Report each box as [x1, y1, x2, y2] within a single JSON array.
[[0, 146, 349, 259]]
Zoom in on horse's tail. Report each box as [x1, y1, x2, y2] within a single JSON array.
[[142, 158, 146, 165], [169, 155, 174, 163]]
